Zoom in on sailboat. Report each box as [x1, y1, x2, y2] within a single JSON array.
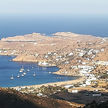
[[33, 72, 36, 76], [27, 69, 30, 72], [23, 72, 26, 75], [49, 72, 52, 74], [10, 74, 14, 80], [21, 73, 24, 77], [19, 66, 24, 72], [17, 74, 20, 78]]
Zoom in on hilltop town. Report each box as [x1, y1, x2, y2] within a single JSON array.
[[0, 32, 108, 106]]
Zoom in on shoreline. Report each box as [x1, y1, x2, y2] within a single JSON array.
[[12, 75, 85, 89], [0, 55, 84, 89], [0, 32, 108, 91]]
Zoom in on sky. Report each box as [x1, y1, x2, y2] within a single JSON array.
[[0, 0, 108, 16]]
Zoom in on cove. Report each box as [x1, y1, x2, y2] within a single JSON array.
[[0, 56, 77, 87]]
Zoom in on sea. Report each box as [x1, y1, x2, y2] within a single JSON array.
[[0, 15, 108, 87], [0, 56, 77, 87]]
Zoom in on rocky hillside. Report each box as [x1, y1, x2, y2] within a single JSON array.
[[0, 87, 108, 108], [0, 88, 81, 108], [84, 100, 108, 108]]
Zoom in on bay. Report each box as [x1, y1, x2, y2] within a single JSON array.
[[0, 56, 77, 87], [0, 15, 107, 87]]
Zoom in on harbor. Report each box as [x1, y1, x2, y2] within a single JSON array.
[[0, 55, 77, 87]]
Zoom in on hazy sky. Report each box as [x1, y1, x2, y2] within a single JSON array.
[[0, 0, 108, 15]]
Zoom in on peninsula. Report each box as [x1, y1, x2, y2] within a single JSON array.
[[0, 32, 108, 91]]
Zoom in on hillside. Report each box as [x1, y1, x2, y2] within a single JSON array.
[[0, 88, 82, 108]]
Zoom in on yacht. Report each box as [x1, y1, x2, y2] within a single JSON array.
[[27, 69, 30, 72], [23, 72, 26, 75], [10, 74, 14, 80], [17, 74, 20, 78], [19, 66, 24, 72], [32, 66, 34, 69], [21, 73, 24, 77], [33, 72, 36, 76], [49, 72, 52, 74]]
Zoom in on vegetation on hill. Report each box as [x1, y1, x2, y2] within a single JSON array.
[[84, 100, 108, 108], [0, 87, 108, 108], [0, 88, 76, 108]]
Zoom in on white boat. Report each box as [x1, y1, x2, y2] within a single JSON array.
[[49, 72, 52, 74], [27, 69, 30, 72], [21, 74, 24, 77], [23, 72, 26, 75], [17, 74, 20, 78], [10, 74, 14, 80], [19, 66, 24, 72], [33, 72, 36, 76], [32, 66, 34, 69]]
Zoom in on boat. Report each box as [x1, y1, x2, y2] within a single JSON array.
[[33, 72, 36, 76], [32, 66, 34, 69], [10, 74, 14, 80], [19, 66, 24, 72], [49, 72, 52, 74], [23, 72, 26, 75], [21, 73, 24, 77], [17, 74, 20, 78], [27, 69, 30, 72]]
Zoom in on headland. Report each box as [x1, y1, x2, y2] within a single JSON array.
[[0, 32, 108, 92]]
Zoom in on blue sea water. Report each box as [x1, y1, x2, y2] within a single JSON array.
[[0, 15, 108, 38], [0, 56, 77, 87], [0, 15, 108, 87]]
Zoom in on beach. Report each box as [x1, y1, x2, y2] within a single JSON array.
[[13, 76, 85, 89]]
